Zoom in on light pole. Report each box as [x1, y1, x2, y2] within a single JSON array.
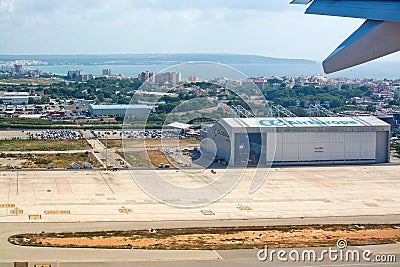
[[105, 124, 108, 170]]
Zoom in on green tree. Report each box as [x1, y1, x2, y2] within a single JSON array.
[[366, 104, 376, 112]]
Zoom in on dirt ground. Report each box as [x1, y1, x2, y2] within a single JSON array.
[[101, 138, 199, 149], [113, 138, 198, 168], [119, 150, 178, 168], [117, 151, 151, 167], [147, 150, 177, 168], [9, 224, 400, 250]]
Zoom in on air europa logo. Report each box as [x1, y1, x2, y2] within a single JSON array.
[[286, 120, 359, 126], [259, 119, 285, 127], [259, 119, 360, 127]]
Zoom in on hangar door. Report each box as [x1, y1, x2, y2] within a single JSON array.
[[376, 131, 389, 163], [234, 132, 266, 166]]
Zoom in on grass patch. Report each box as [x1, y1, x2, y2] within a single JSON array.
[[100, 139, 122, 149], [0, 117, 124, 129], [117, 151, 151, 167], [0, 152, 102, 168], [0, 139, 91, 151], [27, 152, 102, 168]]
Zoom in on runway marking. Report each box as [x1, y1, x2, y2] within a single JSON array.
[[99, 172, 115, 194], [55, 178, 72, 194], [213, 250, 224, 259], [201, 210, 215, 215], [118, 207, 133, 213], [10, 208, 23, 215], [12, 262, 28, 267], [44, 210, 70, 215], [29, 214, 42, 220], [0, 203, 15, 208], [237, 204, 252, 211], [363, 202, 379, 207]]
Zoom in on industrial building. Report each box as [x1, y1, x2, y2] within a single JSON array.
[[88, 104, 152, 117], [203, 116, 391, 166], [0, 92, 40, 105]]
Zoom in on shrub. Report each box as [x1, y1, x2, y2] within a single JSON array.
[[34, 158, 52, 165]]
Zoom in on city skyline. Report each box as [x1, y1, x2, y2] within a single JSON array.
[[1, 0, 400, 62]]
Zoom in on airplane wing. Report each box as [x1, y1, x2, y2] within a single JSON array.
[[291, 0, 400, 74]]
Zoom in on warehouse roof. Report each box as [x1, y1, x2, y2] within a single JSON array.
[[219, 116, 390, 128], [167, 122, 191, 129]]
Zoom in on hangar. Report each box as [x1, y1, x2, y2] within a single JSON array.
[[203, 116, 391, 166]]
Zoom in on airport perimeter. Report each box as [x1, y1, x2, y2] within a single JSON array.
[[0, 165, 399, 223]]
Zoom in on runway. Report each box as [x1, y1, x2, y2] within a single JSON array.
[[0, 165, 399, 266], [0, 165, 399, 223]]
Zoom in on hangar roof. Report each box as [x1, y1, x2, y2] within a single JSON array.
[[167, 122, 191, 129], [219, 116, 390, 129]]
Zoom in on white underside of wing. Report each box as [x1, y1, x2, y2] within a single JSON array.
[[323, 20, 400, 74], [291, 0, 400, 73]]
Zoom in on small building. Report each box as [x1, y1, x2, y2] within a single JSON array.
[[88, 104, 152, 117], [47, 110, 66, 118], [203, 116, 391, 166]]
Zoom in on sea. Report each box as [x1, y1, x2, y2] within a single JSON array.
[[30, 61, 400, 80]]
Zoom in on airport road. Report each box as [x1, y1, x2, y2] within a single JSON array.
[[87, 138, 128, 168]]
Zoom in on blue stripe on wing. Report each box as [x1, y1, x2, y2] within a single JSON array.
[[306, 0, 400, 22]]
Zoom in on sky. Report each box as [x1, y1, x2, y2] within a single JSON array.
[[1, 0, 399, 61]]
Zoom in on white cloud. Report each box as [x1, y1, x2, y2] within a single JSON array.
[[0, 0, 15, 14]]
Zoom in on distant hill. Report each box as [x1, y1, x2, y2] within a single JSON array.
[[0, 53, 315, 65]]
